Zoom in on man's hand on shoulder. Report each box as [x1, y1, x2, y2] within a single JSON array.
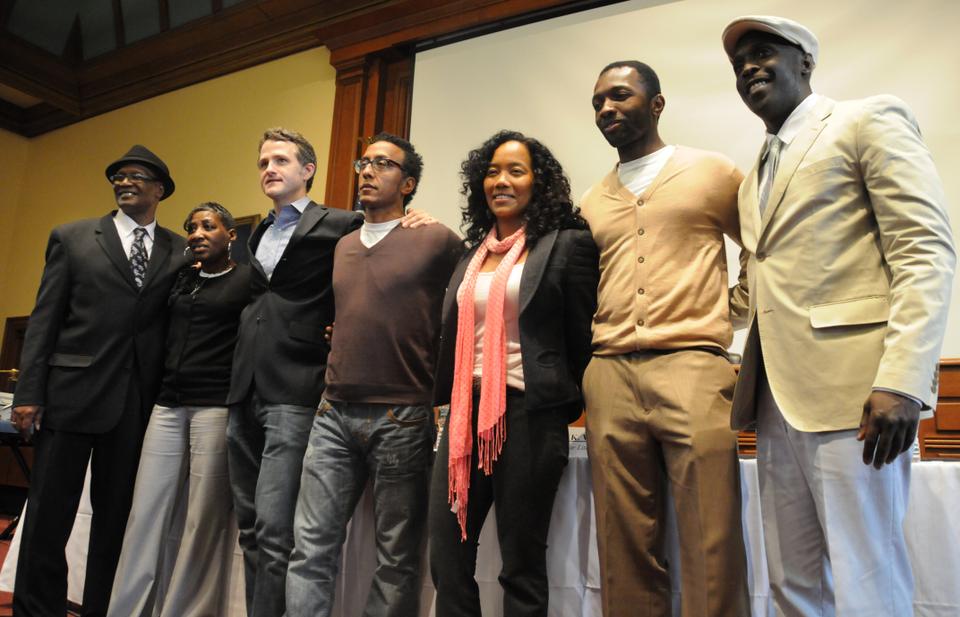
[[401, 208, 438, 228], [857, 390, 920, 469], [11, 405, 42, 442]]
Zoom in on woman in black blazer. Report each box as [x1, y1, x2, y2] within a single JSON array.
[[430, 130, 599, 617]]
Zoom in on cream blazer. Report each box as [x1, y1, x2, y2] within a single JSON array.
[[731, 95, 956, 432]]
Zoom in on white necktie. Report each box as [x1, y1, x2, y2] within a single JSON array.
[[758, 136, 783, 217]]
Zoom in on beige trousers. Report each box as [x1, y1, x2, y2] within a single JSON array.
[[584, 350, 749, 617]]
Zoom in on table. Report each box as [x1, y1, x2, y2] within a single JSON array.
[[2, 430, 958, 616]]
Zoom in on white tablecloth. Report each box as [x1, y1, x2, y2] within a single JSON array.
[[2, 434, 958, 616]]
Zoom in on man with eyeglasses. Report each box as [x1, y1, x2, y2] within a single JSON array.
[[226, 128, 439, 616], [284, 132, 461, 617], [11, 145, 185, 616]]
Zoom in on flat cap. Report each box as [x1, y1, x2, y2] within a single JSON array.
[[722, 15, 819, 64]]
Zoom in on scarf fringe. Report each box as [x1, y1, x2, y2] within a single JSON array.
[[477, 412, 507, 475]]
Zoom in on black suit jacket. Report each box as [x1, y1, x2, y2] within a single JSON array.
[[14, 212, 186, 433], [228, 201, 363, 407], [434, 228, 599, 422]]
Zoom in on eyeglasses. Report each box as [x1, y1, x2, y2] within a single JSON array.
[[353, 157, 403, 174], [109, 172, 158, 184]]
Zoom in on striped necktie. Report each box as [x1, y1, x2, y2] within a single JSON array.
[[129, 227, 148, 288]]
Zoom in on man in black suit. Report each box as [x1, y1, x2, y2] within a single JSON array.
[[11, 145, 185, 617], [226, 127, 363, 617]]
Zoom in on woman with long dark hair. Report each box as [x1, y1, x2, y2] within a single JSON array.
[[430, 130, 599, 616], [108, 202, 251, 617]]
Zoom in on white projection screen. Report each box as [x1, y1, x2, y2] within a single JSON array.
[[409, 0, 960, 356]]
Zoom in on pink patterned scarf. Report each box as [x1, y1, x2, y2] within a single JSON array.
[[448, 225, 527, 540]]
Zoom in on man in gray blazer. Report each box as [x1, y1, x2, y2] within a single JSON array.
[[723, 16, 955, 615], [11, 145, 185, 616]]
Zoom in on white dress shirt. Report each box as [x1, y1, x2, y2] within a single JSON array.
[[113, 209, 156, 258]]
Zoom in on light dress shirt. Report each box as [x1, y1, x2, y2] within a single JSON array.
[[256, 195, 311, 279], [113, 209, 156, 258]]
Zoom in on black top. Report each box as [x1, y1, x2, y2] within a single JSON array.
[[157, 263, 252, 407]]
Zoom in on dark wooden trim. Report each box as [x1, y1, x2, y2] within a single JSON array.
[[0, 97, 25, 134], [15, 104, 81, 138], [324, 61, 367, 210], [0, 0, 612, 137], [0, 0, 15, 28], [379, 52, 414, 137], [0, 35, 79, 114], [322, 49, 416, 211], [322, 0, 619, 67], [920, 358, 960, 460], [159, 0, 171, 32], [112, 0, 126, 48]]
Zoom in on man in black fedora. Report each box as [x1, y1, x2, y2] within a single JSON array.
[[11, 145, 185, 616]]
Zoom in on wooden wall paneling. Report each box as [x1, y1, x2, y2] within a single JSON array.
[[324, 60, 367, 211], [920, 358, 960, 460], [323, 49, 416, 211], [360, 56, 384, 140], [380, 51, 414, 136]]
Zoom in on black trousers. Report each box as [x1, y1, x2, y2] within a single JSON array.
[[13, 382, 147, 617], [429, 390, 569, 617]]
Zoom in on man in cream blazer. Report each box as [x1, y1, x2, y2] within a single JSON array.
[[722, 15, 955, 616]]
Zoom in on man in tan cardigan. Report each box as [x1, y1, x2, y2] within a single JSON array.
[[580, 60, 750, 617]]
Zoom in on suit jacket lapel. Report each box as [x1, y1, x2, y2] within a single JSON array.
[[95, 213, 139, 291], [286, 202, 327, 254], [759, 97, 835, 236], [142, 229, 172, 290], [519, 229, 557, 315], [248, 215, 271, 279]]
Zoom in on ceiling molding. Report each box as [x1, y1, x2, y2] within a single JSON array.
[[0, 0, 619, 137], [321, 0, 620, 66]]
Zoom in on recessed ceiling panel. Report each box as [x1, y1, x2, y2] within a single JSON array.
[[7, 0, 78, 55], [79, 0, 118, 58], [122, 0, 162, 44], [169, 0, 212, 29]]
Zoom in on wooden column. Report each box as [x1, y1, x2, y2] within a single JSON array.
[[323, 49, 415, 210]]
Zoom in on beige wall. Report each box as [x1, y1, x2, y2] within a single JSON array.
[[0, 47, 337, 334]]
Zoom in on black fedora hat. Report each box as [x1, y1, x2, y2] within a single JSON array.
[[105, 145, 176, 200]]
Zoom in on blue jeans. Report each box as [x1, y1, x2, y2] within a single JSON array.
[[226, 394, 316, 617], [286, 399, 435, 617]]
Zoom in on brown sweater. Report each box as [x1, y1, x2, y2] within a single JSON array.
[[323, 223, 463, 405]]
